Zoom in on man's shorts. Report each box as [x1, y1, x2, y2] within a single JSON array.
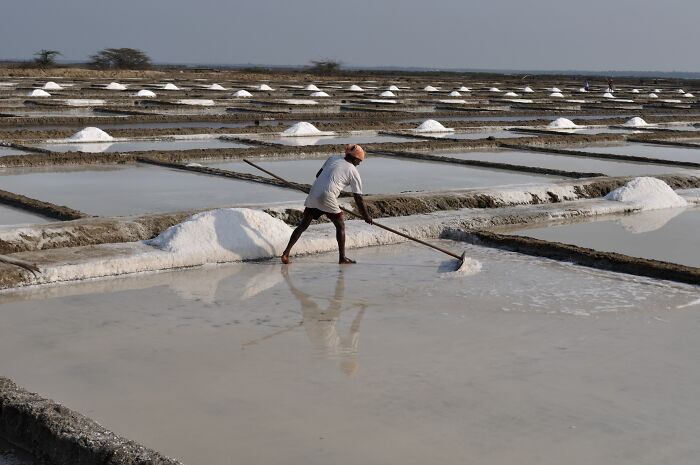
[[304, 207, 343, 221]]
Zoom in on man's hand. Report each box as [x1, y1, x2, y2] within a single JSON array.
[[364, 216, 373, 225]]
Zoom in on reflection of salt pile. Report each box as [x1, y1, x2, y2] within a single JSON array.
[[550, 87, 561, 93], [148, 209, 292, 262], [603, 92, 615, 99], [106, 82, 127, 90], [623, 117, 649, 127], [207, 84, 226, 90], [234, 90, 253, 97], [618, 207, 686, 234], [69, 127, 114, 142], [281, 121, 326, 137], [380, 91, 395, 97], [310, 91, 330, 97], [136, 89, 156, 97], [579, 88, 587, 92], [547, 118, 579, 129], [163, 83, 179, 90], [348, 84, 364, 91], [305, 84, 320, 91], [604, 177, 688, 211], [415, 119, 454, 133], [28, 89, 51, 97], [549, 92, 564, 98], [257, 84, 274, 91], [42, 81, 63, 90]]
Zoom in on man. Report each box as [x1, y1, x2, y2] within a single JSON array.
[[281, 144, 372, 265]]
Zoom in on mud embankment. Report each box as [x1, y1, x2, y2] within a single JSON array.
[[0, 377, 184, 465], [456, 230, 700, 285]]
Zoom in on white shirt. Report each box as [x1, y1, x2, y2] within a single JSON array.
[[305, 156, 363, 213]]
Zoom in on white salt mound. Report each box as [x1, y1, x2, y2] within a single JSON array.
[[147, 208, 292, 262], [380, 91, 396, 97], [522, 87, 534, 93], [504, 91, 519, 97], [604, 177, 687, 211], [28, 89, 51, 97], [458, 86, 470, 92], [69, 127, 113, 142], [677, 89, 685, 94], [654, 89, 662, 93], [449, 91, 462, 97], [603, 92, 615, 99], [310, 91, 330, 97], [136, 89, 156, 97], [281, 121, 323, 137], [304, 84, 320, 91], [549, 92, 564, 98], [550, 87, 562, 93], [234, 90, 253, 97], [349, 84, 364, 91], [387, 85, 400, 91], [648, 93, 658, 98], [547, 118, 579, 129], [489, 87, 501, 92], [163, 83, 179, 90], [424, 85, 438, 92], [106, 82, 127, 90], [207, 84, 226, 91], [631, 89, 640, 93], [415, 119, 454, 133], [42, 81, 63, 90], [623, 117, 649, 127], [579, 88, 587, 93], [684, 93, 695, 98], [257, 84, 274, 91]]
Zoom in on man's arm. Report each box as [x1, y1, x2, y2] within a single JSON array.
[[353, 194, 373, 224]]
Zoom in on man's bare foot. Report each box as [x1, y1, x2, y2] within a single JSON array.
[[281, 254, 290, 264], [339, 257, 356, 264]]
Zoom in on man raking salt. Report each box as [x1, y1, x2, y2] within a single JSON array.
[[281, 144, 373, 264]]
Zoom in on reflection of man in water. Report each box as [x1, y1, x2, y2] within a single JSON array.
[[283, 269, 366, 376]]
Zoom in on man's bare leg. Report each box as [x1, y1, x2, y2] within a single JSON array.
[[330, 215, 355, 264], [282, 210, 315, 264]]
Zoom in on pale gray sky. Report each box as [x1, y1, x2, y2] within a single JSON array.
[[2, 0, 699, 71]]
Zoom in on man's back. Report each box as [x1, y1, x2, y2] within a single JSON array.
[[305, 156, 363, 213]]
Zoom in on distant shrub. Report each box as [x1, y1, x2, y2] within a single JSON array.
[[90, 48, 151, 69], [33, 49, 61, 67], [309, 60, 342, 76]]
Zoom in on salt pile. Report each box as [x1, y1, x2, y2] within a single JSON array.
[[504, 91, 519, 97], [163, 83, 179, 90], [42, 81, 63, 90], [304, 84, 320, 91], [380, 90, 396, 97], [522, 87, 534, 93], [489, 87, 501, 92], [257, 84, 274, 91], [310, 91, 330, 97], [178, 99, 215, 106], [684, 93, 695, 98], [449, 91, 462, 97], [234, 90, 253, 97], [654, 89, 662, 93], [207, 84, 226, 91], [631, 89, 640, 93], [147, 209, 292, 262], [106, 82, 127, 90], [579, 88, 587, 93], [424, 85, 438, 92], [677, 89, 686, 94], [348, 85, 364, 91], [387, 85, 400, 91], [28, 89, 51, 97], [547, 118, 579, 129], [602, 92, 615, 99], [458, 86, 470, 92], [136, 89, 157, 97], [69, 127, 114, 142], [549, 92, 564, 98], [281, 121, 324, 137], [605, 88, 614, 93], [623, 117, 649, 127], [648, 93, 659, 98], [415, 119, 454, 133], [604, 177, 687, 211], [550, 87, 562, 93]]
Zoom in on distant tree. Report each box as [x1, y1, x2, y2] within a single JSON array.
[[33, 49, 62, 67], [309, 60, 342, 76], [90, 48, 151, 69]]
